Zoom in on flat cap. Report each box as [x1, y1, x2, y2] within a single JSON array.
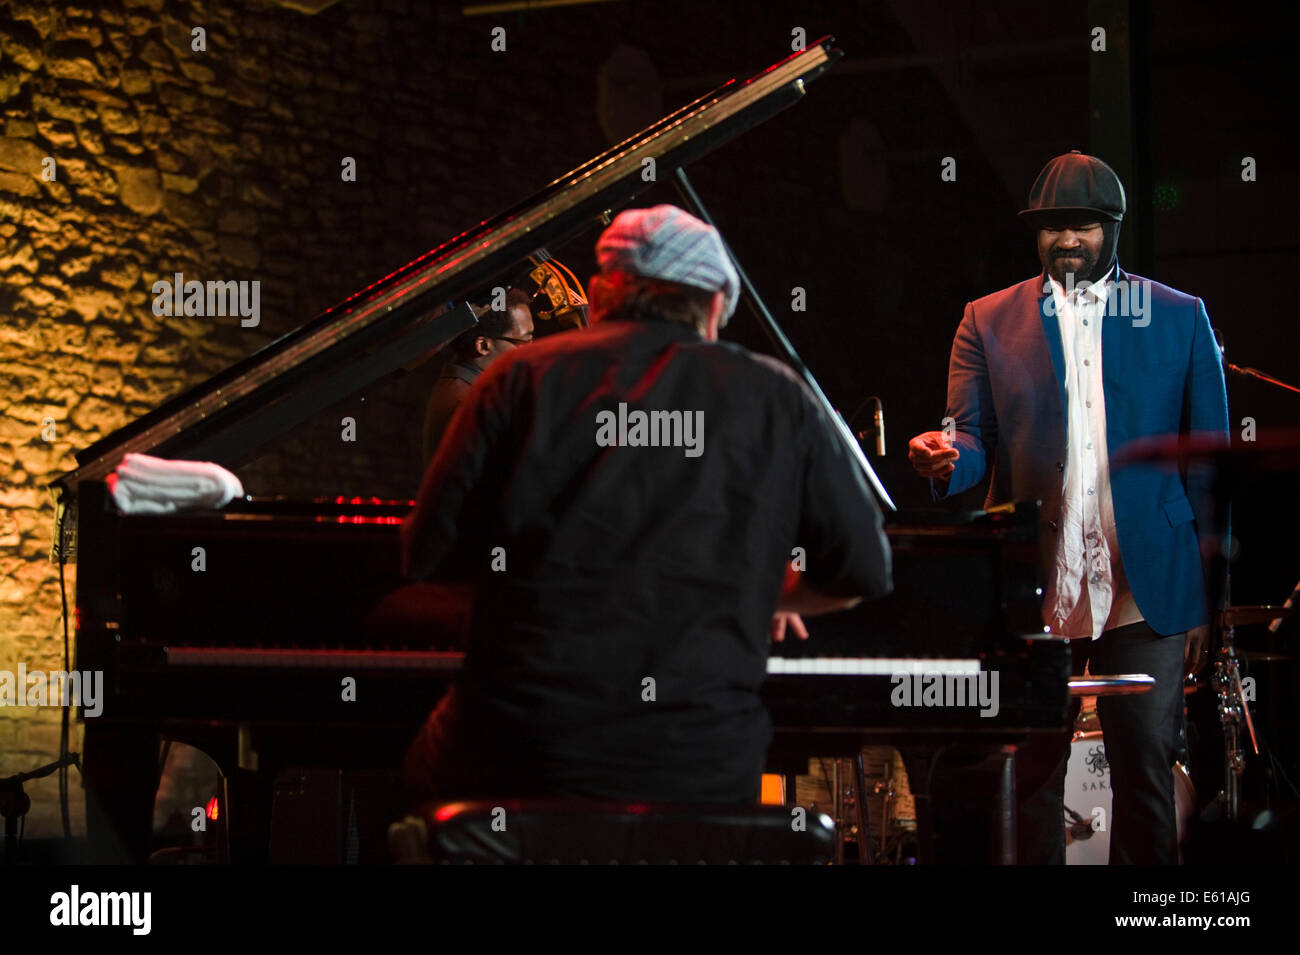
[[596, 204, 740, 318]]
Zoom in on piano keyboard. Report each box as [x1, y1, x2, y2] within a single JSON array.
[[164, 646, 979, 677], [765, 657, 980, 676]]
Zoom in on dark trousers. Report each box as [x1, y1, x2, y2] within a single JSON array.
[[1017, 620, 1186, 864]]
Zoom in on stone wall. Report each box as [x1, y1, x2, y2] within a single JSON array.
[[0, 0, 629, 838]]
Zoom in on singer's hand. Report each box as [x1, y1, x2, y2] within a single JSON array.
[[1184, 624, 1210, 679], [908, 431, 958, 479]]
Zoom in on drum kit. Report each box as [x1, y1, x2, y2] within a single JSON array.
[[810, 586, 1296, 865], [1065, 427, 1300, 862], [818, 430, 1300, 865], [1062, 601, 1293, 864], [811, 748, 918, 865]]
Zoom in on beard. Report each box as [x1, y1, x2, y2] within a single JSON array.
[[1040, 220, 1121, 285], [1045, 246, 1098, 286]]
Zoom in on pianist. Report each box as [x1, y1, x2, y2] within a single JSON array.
[[400, 204, 892, 807], [420, 287, 535, 465]]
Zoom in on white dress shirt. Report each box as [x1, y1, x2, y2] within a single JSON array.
[[1043, 267, 1144, 639]]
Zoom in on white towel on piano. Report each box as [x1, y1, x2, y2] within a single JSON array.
[[108, 453, 244, 515]]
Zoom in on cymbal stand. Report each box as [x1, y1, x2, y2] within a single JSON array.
[[1212, 607, 1259, 823]]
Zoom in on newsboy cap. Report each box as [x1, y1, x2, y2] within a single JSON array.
[[1019, 150, 1126, 222], [595, 204, 740, 318]]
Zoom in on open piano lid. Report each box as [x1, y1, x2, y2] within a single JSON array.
[[53, 38, 842, 493]]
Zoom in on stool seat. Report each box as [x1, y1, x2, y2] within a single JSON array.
[[389, 798, 835, 864]]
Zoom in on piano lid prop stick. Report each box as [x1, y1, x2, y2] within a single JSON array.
[[671, 166, 896, 511]]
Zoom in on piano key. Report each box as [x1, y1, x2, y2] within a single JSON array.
[[765, 657, 981, 676]]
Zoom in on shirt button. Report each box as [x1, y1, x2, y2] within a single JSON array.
[[1086, 442, 1093, 450], [1084, 359, 1090, 366], [1082, 319, 1089, 326], [1087, 487, 1095, 495], [1085, 401, 1092, 408], [1056, 462, 1064, 471]]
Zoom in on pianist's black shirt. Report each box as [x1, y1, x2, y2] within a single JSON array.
[[401, 317, 891, 805]]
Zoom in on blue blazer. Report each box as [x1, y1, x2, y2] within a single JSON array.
[[936, 266, 1229, 635]]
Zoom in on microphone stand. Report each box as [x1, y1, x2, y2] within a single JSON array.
[[1215, 327, 1300, 395], [1, 753, 81, 865], [1225, 363, 1300, 395], [1208, 330, 1297, 820]]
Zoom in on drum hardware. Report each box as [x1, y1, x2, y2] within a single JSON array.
[[824, 757, 871, 864], [1207, 593, 1298, 820], [1064, 697, 1111, 864], [1235, 651, 1292, 663], [869, 775, 896, 857], [1064, 806, 1098, 843], [1067, 674, 1155, 696], [1115, 428, 1300, 826], [1219, 605, 1295, 628], [1212, 616, 1258, 823], [815, 749, 918, 864], [1063, 675, 1155, 865]]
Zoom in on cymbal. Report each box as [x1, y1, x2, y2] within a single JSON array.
[[1237, 651, 1293, 663], [1113, 429, 1300, 473], [1219, 605, 1296, 627]]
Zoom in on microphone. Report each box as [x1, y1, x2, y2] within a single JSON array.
[[855, 397, 885, 456], [873, 397, 885, 456], [1214, 327, 1300, 394]]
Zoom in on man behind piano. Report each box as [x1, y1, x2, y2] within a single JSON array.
[[421, 288, 535, 465], [401, 205, 892, 806]]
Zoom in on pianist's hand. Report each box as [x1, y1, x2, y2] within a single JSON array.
[[908, 431, 958, 479], [771, 611, 808, 643]]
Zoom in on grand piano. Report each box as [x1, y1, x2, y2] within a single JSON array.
[[53, 39, 1069, 864]]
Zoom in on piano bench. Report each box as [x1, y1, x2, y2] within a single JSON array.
[[388, 799, 835, 865]]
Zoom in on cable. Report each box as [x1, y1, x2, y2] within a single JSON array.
[[55, 493, 72, 839]]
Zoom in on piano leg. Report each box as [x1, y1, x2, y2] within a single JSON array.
[[191, 732, 274, 865], [996, 745, 1017, 865], [902, 744, 1021, 865], [222, 768, 274, 865], [853, 753, 874, 865], [83, 721, 158, 864]]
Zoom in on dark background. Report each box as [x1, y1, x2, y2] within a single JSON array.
[[247, 0, 1297, 601], [232, 0, 1296, 799], [7, 0, 1290, 820], [4, 0, 1294, 842]]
